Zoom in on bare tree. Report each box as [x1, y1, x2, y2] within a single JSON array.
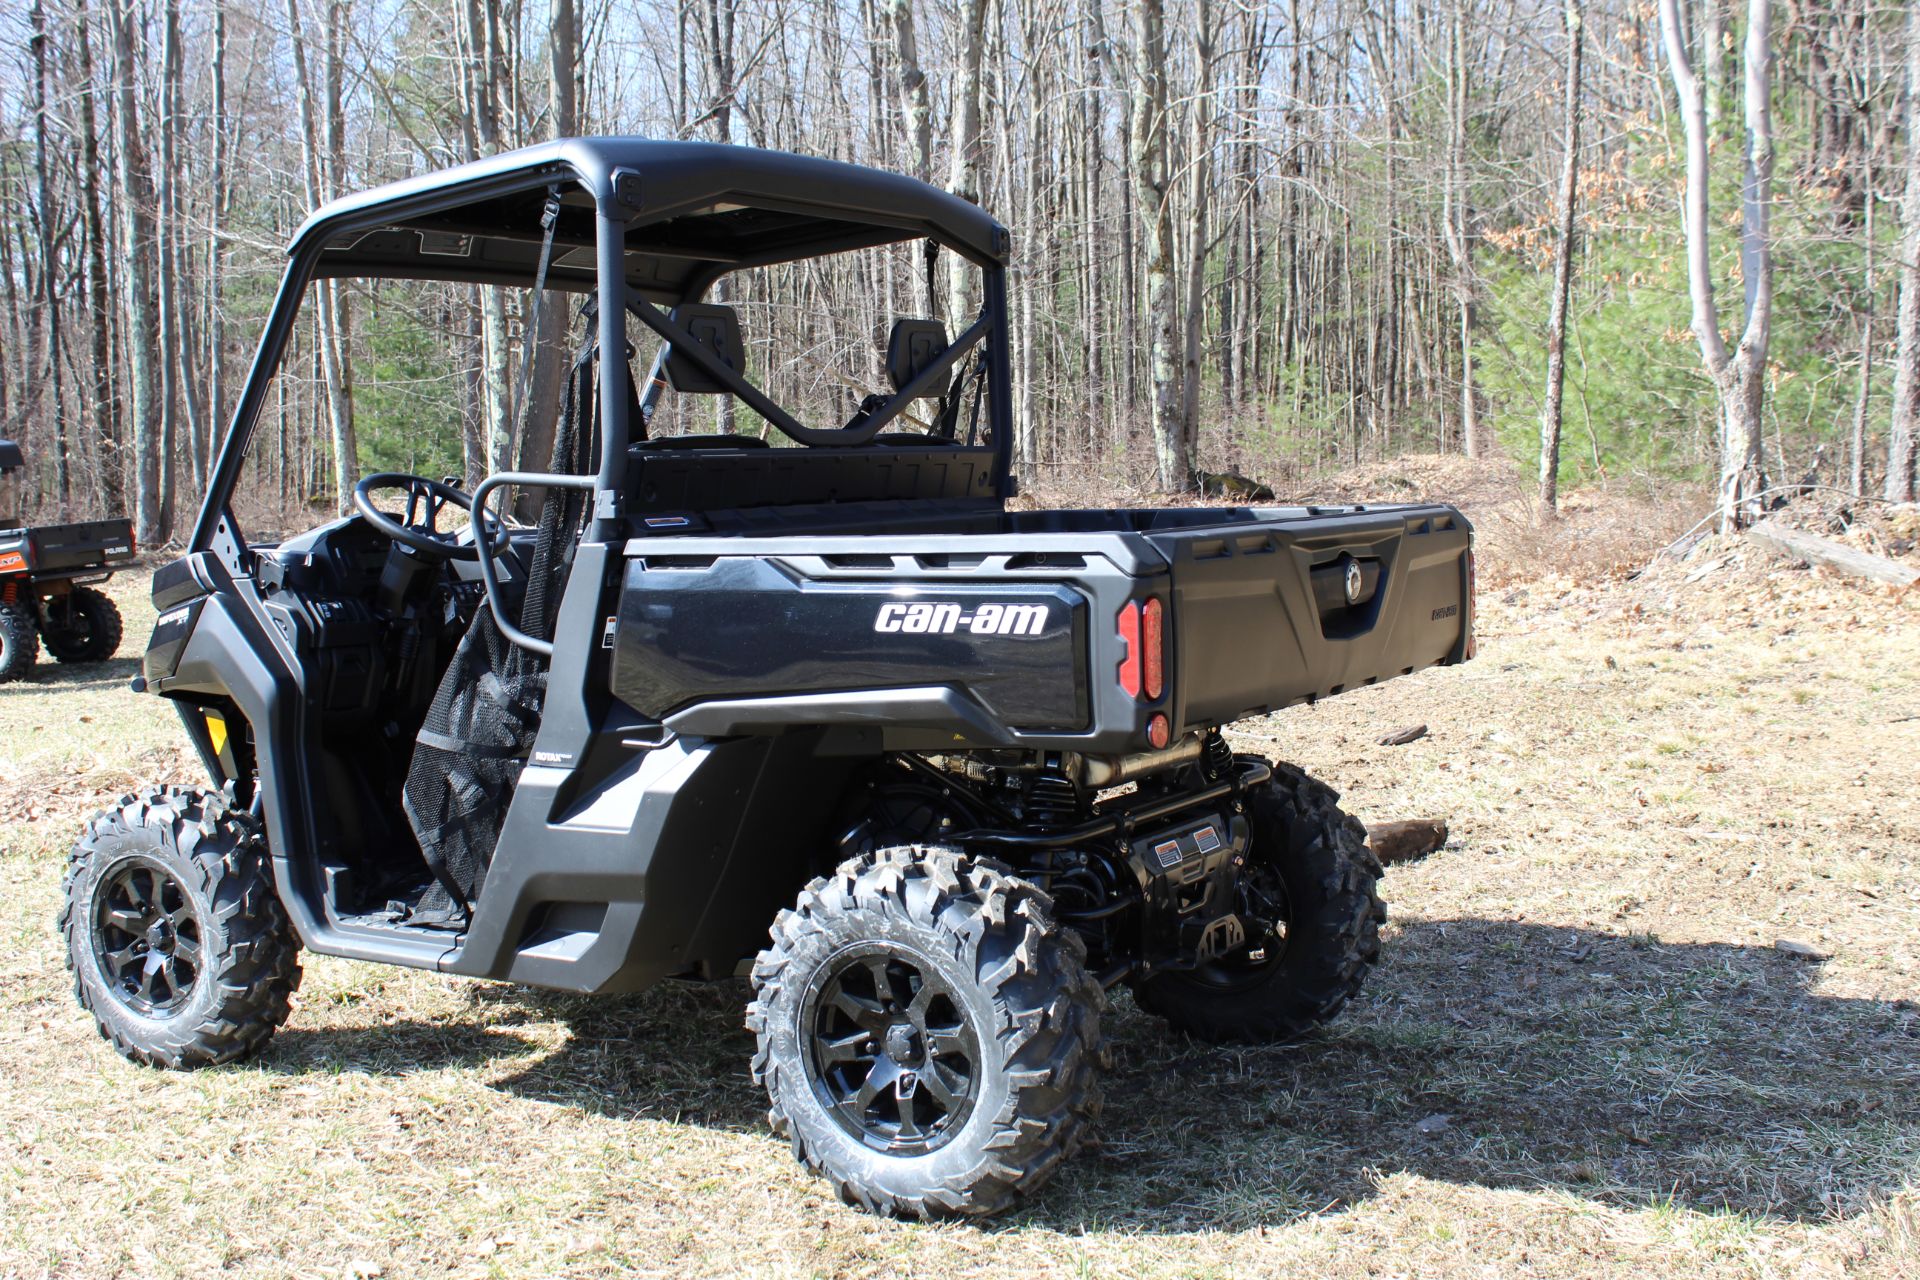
[[72, 0, 122, 512], [1131, 0, 1184, 489], [28, 0, 68, 502], [1660, 0, 1773, 529], [110, 0, 166, 542], [1891, 0, 1920, 503], [946, 0, 990, 327], [1539, 0, 1584, 516], [285, 0, 359, 510], [1442, 0, 1485, 458], [1179, 0, 1218, 455]]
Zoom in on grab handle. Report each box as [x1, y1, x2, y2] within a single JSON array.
[[469, 471, 597, 658]]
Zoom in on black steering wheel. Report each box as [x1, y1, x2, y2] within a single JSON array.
[[352, 472, 491, 562]]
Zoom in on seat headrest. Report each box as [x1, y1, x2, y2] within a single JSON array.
[[665, 304, 747, 394], [886, 319, 948, 395]]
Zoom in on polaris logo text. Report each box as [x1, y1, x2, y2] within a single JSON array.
[[873, 601, 1050, 636]]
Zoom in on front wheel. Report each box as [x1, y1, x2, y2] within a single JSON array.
[[748, 846, 1105, 1218], [40, 585, 124, 663], [60, 786, 302, 1068], [1133, 762, 1385, 1043]]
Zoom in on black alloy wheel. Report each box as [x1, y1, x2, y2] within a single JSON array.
[[62, 786, 302, 1068], [749, 845, 1105, 1218], [92, 858, 204, 1015], [804, 943, 983, 1155]]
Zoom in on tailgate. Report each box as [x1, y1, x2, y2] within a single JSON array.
[[1149, 504, 1471, 731], [24, 518, 136, 573]]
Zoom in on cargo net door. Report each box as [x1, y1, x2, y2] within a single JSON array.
[[401, 323, 601, 924]]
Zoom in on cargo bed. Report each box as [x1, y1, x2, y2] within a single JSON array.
[[612, 502, 1472, 754], [0, 517, 136, 578]]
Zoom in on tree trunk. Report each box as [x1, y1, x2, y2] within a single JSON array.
[[1132, 0, 1185, 490], [74, 0, 122, 515], [1442, 0, 1485, 459], [1851, 137, 1874, 499], [946, 0, 990, 327], [111, 0, 166, 544], [30, 0, 68, 502], [1890, 0, 1920, 503], [1179, 0, 1216, 465], [1725, 0, 1774, 522], [1659, 0, 1771, 530], [287, 0, 358, 510], [206, 0, 230, 480], [888, 0, 933, 316], [1539, 0, 1583, 516], [514, 0, 578, 511]]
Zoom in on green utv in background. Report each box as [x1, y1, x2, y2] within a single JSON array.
[[62, 140, 1473, 1217], [0, 440, 133, 683]]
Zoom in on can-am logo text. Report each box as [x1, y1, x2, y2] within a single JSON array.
[[873, 601, 1049, 636]]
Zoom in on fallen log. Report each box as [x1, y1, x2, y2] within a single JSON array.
[[1367, 818, 1449, 867], [1745, 519, 1919, 587]]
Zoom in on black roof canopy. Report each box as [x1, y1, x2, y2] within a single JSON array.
[[297, 138, 1008, 300]]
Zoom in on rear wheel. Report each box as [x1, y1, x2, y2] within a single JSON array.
[[61, 786, 302, 1068], [749, 845, 1104, 1218], [40, 585, 123, 663], [1133, 762, 1384, 1043], [0, 597, 37, 683]]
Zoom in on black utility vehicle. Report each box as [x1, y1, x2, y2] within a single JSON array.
[[0, 439, 133, 682], [63, 140, 1473, 1217]]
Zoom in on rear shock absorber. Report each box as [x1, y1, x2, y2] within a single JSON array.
[[1202, 729, 1234, 781], [1025, 753, 1081, 832]]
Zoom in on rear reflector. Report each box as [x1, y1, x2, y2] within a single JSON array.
[[1141, 597, 1165, 700], [1116, 602, 1142, 698], [1146, 713, 1171, 749]]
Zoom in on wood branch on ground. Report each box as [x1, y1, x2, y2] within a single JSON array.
[[1367, 818, 1449, 867], [1378, 724, 1429, 746], [1744, 519, 1920, 587]]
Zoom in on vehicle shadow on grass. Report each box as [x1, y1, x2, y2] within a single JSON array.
[[1032, 919, 1920, 1231], [0, 655, 142, 696], [261, 920, 1920, 1231]]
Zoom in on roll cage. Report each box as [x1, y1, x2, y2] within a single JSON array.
[[192, 138, 1018, 570]]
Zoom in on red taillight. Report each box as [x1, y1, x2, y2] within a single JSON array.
[[1141, 596, 1164, 700], [1116, 601, 1142, 698]]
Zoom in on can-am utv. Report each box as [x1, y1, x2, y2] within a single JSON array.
[[0, 439, 134, 682], [63, 139, 1473, 1218]]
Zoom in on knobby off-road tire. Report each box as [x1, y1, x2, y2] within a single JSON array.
[[61, 786, 302, 1068], [748, 845, 1105, 1218], [1134, 762, 1385, 1044], [0, 598, 37, 683], [40, 585, 124, 663]]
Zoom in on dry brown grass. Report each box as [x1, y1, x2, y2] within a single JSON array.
[[2, 479, 1917, 1279]]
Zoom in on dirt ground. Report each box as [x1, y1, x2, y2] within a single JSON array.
[[2, 467, 1916, 1278]]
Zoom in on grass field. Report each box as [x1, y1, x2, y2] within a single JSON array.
[[2, 498, 1917, 1278]]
